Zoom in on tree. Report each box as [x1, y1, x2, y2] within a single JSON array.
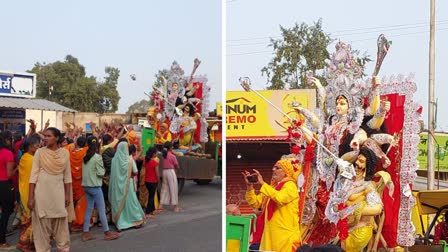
[[152, 69, 170, 99], [261, 19, 331, 90], [261, 19, 370, 90], [145, 68, 171, 107], [125, 66, 171, 115], [96, 67, 121, 113], [28, 55, 121, 113], [126, 99, 151, 114]]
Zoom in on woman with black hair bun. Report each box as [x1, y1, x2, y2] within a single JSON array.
[[81, 136, 120, 241], [69, 136, 88, 233], [157, 141, 182, 213], [143, 147, 160, 219]]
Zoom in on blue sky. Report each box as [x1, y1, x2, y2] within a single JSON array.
[[1, 0, 221, 114], [227, 0, 448, 131]]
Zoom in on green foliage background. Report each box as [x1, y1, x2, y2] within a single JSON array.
[[29, 55, 121, 113]]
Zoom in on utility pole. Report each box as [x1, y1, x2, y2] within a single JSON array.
[[427, 0, 436, 190]]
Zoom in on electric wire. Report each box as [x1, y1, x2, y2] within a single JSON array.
[[228, 27, 448, 56], [228, 20, 448, 44]]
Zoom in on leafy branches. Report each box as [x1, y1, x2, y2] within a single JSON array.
[[29, 55, 121, 113]]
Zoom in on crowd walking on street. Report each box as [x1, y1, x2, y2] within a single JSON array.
[[0, 119, 185, 251]]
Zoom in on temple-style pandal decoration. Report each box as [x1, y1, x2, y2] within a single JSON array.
[[240, 34, 422, 250]]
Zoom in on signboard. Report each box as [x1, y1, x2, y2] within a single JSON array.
[[0, 71, 36, 98], [0, 108, 26, 133], [0, 110, 26, 119], [226, 89, 316, 139], [417, 133, 448, 170]]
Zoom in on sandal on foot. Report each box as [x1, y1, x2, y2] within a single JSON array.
[[174, 207, 182, 212], [154, 208, 165, 214], [0, 243, 15, 250], [71, 226, 83, 233], [104, 231, 120, 241], [82, 233, 97, 242], [145, 214, 156, 219]]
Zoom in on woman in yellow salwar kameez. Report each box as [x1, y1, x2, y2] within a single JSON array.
[[243, 159, 301, 252], [16, 135, 41, 252]]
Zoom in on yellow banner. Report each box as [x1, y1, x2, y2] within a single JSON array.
[[217, 102, 222, 117], [226, 89, 316, 139]]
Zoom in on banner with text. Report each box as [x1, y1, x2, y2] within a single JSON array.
[[417, 133, 448, 170], [0, 71, 36, 98], [226, 89, 316, 139]]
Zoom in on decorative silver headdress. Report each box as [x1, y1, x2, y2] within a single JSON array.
[[323, 41, 368, 134]]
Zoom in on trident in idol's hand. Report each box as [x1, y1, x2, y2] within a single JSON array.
[[238, 77, 342, 164]]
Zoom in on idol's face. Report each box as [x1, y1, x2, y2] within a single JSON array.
[[336, 96, 349, 116], [355, 154, 367, 179]]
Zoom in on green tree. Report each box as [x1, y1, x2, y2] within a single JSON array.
[[147, 68, 170, 106], [126, 99, 150, 114], [261, 19, 372, 90], [28, 55, 121, 113], [261, 19, 332, 90], [125, 67, 171, 115], [152, 69, 169, 95], [96, 67, 121, 113]]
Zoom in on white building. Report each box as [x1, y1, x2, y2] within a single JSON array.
[[0, 97, 76, 133]]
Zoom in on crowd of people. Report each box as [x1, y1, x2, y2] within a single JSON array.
[[0, 118, 184, 251]]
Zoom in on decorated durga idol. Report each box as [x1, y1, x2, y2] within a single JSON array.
[[240, 35, 422, 251], [138, 59, 212, 210], [147, 58, 211, 151]]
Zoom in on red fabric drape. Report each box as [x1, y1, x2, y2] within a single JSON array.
[[298, 140, 316, 219], [381, 94, 405, 248], [251, 212, 265, 245], [193, 82, 203, 143], [267, 180, 288, 220]]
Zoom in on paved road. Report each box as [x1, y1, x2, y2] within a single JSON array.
[[6, 178, 222, 252], [413, 176, 448, 191]]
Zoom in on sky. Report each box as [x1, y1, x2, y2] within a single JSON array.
[[227, 0, 448, 131], [1, 0, 221, 114]]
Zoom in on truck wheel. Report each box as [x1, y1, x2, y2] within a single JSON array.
[[178, 178, 185, 195], [194, 179, 212, 185]]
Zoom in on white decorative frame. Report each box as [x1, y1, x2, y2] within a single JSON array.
[[380, 74, 421, 246]]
